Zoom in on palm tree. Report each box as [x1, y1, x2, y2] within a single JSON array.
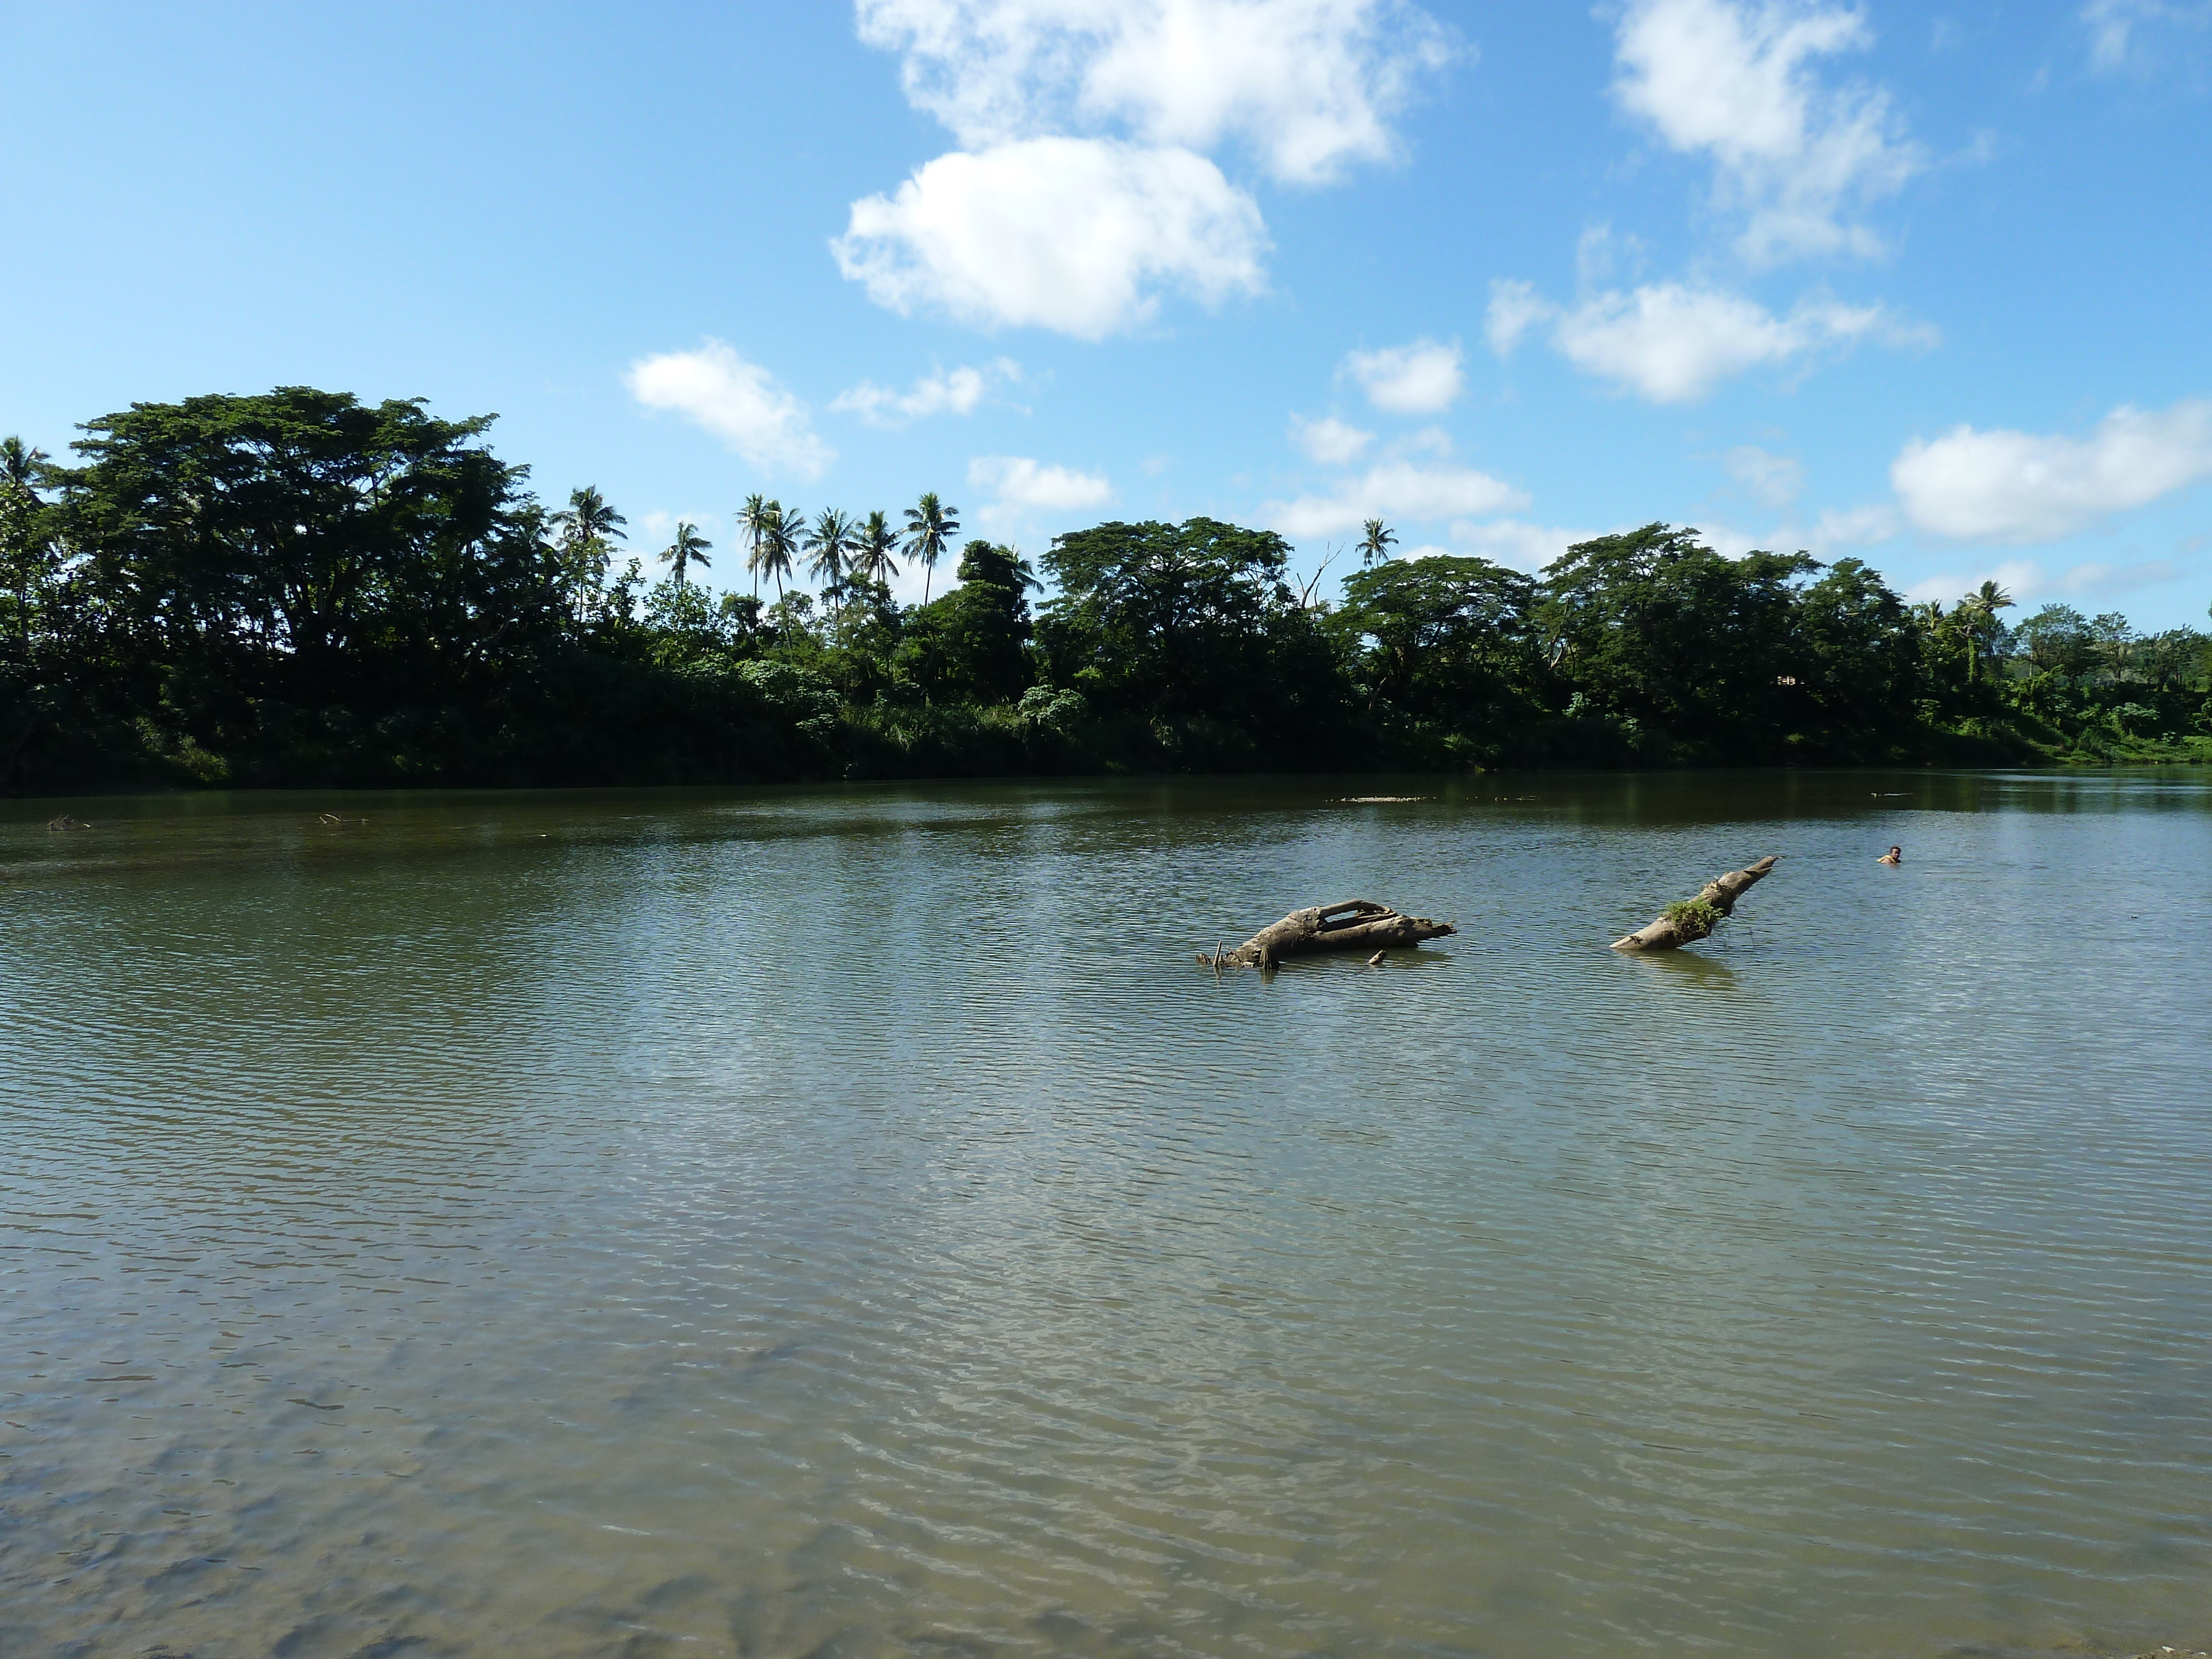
[[757, 501, 800, 605], [739, 492, 774, 598], [660, 521, 712, 586], [1, 435, 46, 490], [1957, 578, 2013, 682], [853, 509, 900, 593], [805, 508, 856, 608], [1358, 518, 1397, 566], [902, 492, 959, 605], [549, 486, 627, 604]]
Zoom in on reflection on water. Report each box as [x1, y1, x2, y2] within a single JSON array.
[[3, 772, 2210, 1658]]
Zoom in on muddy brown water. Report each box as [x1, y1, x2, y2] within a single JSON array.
[[3, 771, 2208, 1658]]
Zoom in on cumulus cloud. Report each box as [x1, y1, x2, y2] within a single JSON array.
[[1269, 457, 1526, 537], [968, 453, 1115, 509], [1290, 414, 1375, 464], [1725, 443, 1803, 507], [625, 341, 833, 478], [843, 2, 1452, 336], [1487, 279, 1924, 403], [832, 358, 1022, 426], [1340, 337, 1464, 413], [1612, 0, 1922, 263], [833, 138, 1267, 338], [1891, 399, 2212, 543], [855, 0, 1455, 186]]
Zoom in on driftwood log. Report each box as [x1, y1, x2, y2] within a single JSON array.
[[1200, 900, 1455, 969], [1611, 856, 1776, 952]]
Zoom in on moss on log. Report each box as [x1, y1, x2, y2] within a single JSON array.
[[1611, 857, 1777, 952]]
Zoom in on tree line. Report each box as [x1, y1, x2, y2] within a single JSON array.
[[3, 388, 2208, 793]]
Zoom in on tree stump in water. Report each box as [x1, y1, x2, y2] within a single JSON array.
[[1200, 900, 1455, 969], [1611, 856, 1776, 952]]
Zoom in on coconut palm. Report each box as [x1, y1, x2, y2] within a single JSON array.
[[806, 509, 856, 608], [739, 492, 775, 598], [902, 491, 959, 605], [549, 486, 627, 604], [659, 521, 712, 586], [853, 509, 900, 593], [757, 501, 800, 604], [1, 435, 46, 489], [1957, 578, 2013, 681], [1358, 518, 1397, 566]]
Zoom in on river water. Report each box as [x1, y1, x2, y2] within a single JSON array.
[[3, 773, 2208, 1659]]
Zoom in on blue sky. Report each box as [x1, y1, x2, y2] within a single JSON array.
[[4, 1, 2210, 625]]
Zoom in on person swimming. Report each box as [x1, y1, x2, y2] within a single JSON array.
[[1877, 845, 1902, 864]]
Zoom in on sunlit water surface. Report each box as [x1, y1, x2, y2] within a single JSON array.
[[3, 773, 2209, 1659]]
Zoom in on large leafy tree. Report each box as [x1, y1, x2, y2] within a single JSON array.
[[1039, 517, 1339, 734], [1332, 554, 1540, 727], [1791, 557, 1920, 747], [901, 540, 1039, 705], [0, 435, 64, 786], [57, 388, 554, 710], [1540, 524, 1818, 759], [2016, 603, 2092, 683], [1, 435, 58, 664]]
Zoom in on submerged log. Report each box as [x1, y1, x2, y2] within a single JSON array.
[[1199, 900, 1455, 969], [1611, 856, 1776, 952]]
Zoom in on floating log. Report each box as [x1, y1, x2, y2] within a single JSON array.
[[1200, 900, 1455, 969], [1611, 856, 1776, 952]]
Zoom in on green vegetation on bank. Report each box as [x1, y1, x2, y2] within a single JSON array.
[[4, 388, 2209, 793]]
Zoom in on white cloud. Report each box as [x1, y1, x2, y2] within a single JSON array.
[[1613, 0, 1922, 263], [1290, 414, 1375, 464], [968, 453, 1115, 510], [625, 341, 833, 479], [831, 358, 1022, 426], [1902, 559, 2043, 607], [1725, 443, 1804, 507], [855, 0, 1456, 186], [1449, 517, 1601, 572], [833, 138, 1267, 339], [1341, 337, 1464, 413], [1809, 502, 1898, 549], [2057, 557, 2181, 594], [1488, 280, 1921, 403], [1484, 280, 1550, 356], [1891, 399, 2212, 543], [1903, 555, 2183, 608], [2083, 0, 2212, 71], [1269, 457, 1526, 537]]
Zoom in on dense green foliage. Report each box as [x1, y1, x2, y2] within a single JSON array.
[[5, 388, 2210, 793]]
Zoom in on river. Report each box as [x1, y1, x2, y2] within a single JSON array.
[[3, 771, 2208, 1658]]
